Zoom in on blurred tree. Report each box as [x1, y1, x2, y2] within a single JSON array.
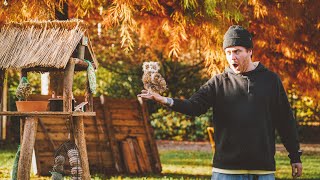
[[246, 0, 320, 99], [1, 0, 319, 114]]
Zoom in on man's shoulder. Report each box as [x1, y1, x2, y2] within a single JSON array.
[[263, 69, 281, 80], [204, 73, 229, 88], [212, 72, 227, 79], [209, 73, 226, 83]]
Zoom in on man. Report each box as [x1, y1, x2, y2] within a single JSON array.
[[138, 25, 302, 180]]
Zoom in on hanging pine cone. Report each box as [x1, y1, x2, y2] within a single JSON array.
[[54, 155, 65, 165], [52, 164, 64, 173], [67, 149, 79, 158], [50, 171, 63, 180], [71, 166, 83, 175], [69, 156, 81, 166]]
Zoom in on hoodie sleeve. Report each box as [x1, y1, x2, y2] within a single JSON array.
[[170, 77, 216, 116], [275, 76, 301, 164]]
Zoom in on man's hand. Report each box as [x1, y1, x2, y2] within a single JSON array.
[[137, 90, 167, 104], [291, 163, 302, 178]]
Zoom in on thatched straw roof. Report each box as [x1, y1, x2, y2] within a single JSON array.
[[0, 19, 97, 69]]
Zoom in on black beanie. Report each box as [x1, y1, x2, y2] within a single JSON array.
[[223, 25, 253, 49]]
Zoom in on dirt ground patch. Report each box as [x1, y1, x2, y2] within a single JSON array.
[[156, 140, 320, 155], [157, 140, 213, 152]]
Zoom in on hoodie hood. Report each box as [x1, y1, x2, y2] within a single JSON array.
[[224, 62, 267, 76], [223, 62, 268, 93]]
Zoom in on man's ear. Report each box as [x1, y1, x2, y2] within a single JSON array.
[[247, 49, 253, 56]]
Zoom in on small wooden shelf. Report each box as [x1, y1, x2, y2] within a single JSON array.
[[0, 111, 96, 117]]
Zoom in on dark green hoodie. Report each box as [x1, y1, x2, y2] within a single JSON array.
[[171, 62, 301, 171]]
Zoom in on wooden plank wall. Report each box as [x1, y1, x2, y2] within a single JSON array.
[[103, 97, 161, 173], [83, 97, 115, 174], [35, 116, 69, 175], [32, 95, 161, 176]]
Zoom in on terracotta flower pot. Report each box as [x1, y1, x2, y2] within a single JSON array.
[[16, 101, 49, 112]]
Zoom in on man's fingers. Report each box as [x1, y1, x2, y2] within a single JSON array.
[[291, 163, 303, 178], [137, 94, 151, 98], [137, 92, 154, 100], [296, 164, 302, 177], [292, 164, 296, 177], [138, 89, 163, 103], [141, 89, 148, 93], [138, 90, 151, 98]]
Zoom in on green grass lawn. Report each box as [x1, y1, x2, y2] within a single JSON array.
[[1, 144, 319, 180], [0, 143, 17, 179]]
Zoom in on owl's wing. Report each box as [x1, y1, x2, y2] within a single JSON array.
[[150, 74, 167, 94]]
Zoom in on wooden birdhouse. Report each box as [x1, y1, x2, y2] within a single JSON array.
[[0, 19, 97, 180]]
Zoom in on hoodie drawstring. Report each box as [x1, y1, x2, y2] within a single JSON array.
[[242, 76, 250, 93]]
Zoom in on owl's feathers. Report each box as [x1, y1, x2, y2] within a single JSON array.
[[142, 62, 167, 94], [143, 62, 160, 73]]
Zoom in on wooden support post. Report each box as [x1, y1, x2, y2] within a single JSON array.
[[78, 38, 93, 112], [0, 69, 5, 140], [137, 97, 162, 173], [63, 58, 75, 112], [18, 117, 38, 180], [20, 119, 24, 145], [0, 69, 4, 109], [73, 116, 91, 180], [207, 127, 215, 154]]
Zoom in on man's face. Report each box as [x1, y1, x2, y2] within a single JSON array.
[[225, 46, 252, 74]]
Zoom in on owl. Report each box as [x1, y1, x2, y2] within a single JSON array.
[[142, 62, 167, 94]]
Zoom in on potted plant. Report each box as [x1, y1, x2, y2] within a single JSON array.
[[15, 77, 48, 112]]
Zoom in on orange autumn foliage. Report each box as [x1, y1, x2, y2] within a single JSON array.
[[0, 0, 319, 99]]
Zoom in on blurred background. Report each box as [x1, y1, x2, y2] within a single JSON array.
[[0, 0, 319, 179]]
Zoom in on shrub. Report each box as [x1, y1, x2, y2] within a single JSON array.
[[150, 108, 212, 141]]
